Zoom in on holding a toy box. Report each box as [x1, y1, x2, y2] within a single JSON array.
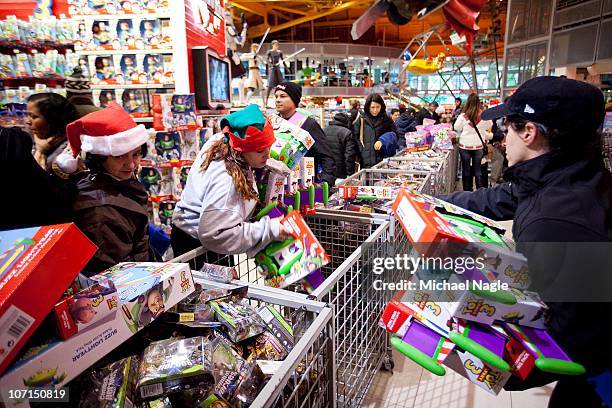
[[171, 105, 292, 270]]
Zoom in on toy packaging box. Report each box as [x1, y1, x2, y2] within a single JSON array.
[[258, 211, 330, 289], [392, 189, 530, 289], [443, 347, 512, 395], [269, 114, 315, 170], [180, 130, 200, 161], [53, 280, 119, 340], [0, 224, 96, 375], [118, 88, 150, 118], [0, 263, 195, 407], [172, 160, 193, 198]]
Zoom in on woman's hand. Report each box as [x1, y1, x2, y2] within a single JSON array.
[[34, 135, 61, 156], [374, 141, 382, 151], [278, 223, 293, 241]]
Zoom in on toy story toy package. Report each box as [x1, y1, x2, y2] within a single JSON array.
[[0, 224, 96, 375], [268, 114, 315, 170], [0, 263, 194, 406]]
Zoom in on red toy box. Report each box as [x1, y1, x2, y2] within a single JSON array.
[[0, 224, 97, 375]]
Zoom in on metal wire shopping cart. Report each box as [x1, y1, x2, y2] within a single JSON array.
[[338, 168, 435, 195], [190, 277, 336, 408], [170, 210, 408, 407]]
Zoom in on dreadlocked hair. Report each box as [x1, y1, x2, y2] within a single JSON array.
[[200, 138, 259, 201]]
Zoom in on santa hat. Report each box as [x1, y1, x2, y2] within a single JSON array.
[[220, 104, 275, 152], [56, 102, 148, 173]]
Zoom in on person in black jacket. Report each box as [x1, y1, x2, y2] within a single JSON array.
[[0, 126, 73, 230], [395, 107, 418, 150], [353, 93, 398, 168], [274, 82, 336, 186], [441, 76, 611, 407], [324, 112, 359, 179], [416, 101, 440, 125]]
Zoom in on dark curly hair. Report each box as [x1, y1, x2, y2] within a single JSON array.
[[84, 144, 148, 175], [27, 93, 78, 138]]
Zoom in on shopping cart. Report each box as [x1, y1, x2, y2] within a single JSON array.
[[170, 210, 408, 407], [338, 168, 435, 195], [190, 277, 336, 408]]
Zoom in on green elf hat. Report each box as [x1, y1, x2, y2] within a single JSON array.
[[220, 104, 275, 152]]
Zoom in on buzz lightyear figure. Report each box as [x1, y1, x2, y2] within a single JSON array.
[[157, 134, 180, 160], [142, 168, 161, 196]]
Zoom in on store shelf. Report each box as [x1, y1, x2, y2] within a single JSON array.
[[1, 77, 65, 87], [134, 117, 153, 122], [67, 12, 171, 21], [74, 48, 173, 55], [0, 42, 73, 54], [91, 83, 174, 89]]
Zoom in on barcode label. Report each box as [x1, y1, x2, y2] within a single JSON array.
[[0, 305, 35, 364], [140, 383, 163, 399]]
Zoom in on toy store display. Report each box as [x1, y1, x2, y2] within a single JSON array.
[[403, 122, 456, 151], [0, 224, 97, 375], [0, 262, 195, 407], [67, 0, 170, 17]]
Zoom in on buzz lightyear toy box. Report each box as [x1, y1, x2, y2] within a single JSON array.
[[268, 113, 315, 170], [0, 262, 194, 408], [254, 207, 329, 291], [392, 189, 530, 289]]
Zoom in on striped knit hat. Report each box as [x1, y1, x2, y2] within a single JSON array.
[[65, 68, 91, 94]]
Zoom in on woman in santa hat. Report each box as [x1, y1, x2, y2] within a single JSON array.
[[57, 103, 151, 276], [172, 104, 290, 268]]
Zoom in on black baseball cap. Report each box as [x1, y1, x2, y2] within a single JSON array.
[[482, 76, 605, 132]]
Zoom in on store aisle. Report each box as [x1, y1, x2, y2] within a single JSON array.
[[363, 348, 555, 407]]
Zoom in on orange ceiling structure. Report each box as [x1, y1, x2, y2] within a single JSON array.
[[229, 0, 507, 58]]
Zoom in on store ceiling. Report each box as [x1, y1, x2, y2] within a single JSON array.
[[229, 0, 507, 58]]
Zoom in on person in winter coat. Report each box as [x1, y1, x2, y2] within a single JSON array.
[[65, 67, 100, 118], [324, 112, 359, 179], [416, 101, 440, 125], [395, 107, 418, 150], [348, 99, 361, 125], [58, 103, 151, 276], [0, 126, 73, 230], [26, 93, 80, 178], [172, 105, 291, 268], [441, 76, 611, 407], [454, 93, 493, 191], [274, 82, 336, 185], [353, 93, 398, 168]]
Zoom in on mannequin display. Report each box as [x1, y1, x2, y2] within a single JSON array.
[[241, 43, 264, 104], [264, 40, 288, 107], [223, 8, 248, 105]]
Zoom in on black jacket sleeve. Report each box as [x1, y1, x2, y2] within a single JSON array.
[[438, 182, 517, 221], [302, 117, 336, 186], [343, 128, 358, 176]]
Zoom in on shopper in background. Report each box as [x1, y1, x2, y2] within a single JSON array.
[[395, 107, 418, 150], [0, 126, 73, 230], [442, 76, 611, 407], [390, 108, 400, 122], [451, 97, 463, 123], [274, 81, 336, 185], [416, 101, 440, 125], [58, 103, 151, 276], [26, 93, 79, 178], [348, 98, 361, 125], [353, 93, 398, 168], [324, 112, 359, 179], [454, 93, 493, 191], [65, 68, 100, 118], [172, 105, 290, 266]]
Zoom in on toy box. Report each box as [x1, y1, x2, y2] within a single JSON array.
[[180, 130, 199, 161], [443, 347, 512, 395], [300, 157, 315, 187], [172, 160, 193, 197], [0, 224, 96, 375], [269, 114, 315, 170], [53, 280, 119, 340], [90, 55, 116, 85], [392, 189, 530, 289], [118, 88, 150, 117], [0, 263, 194, 407], [257, 211, 330, 290]]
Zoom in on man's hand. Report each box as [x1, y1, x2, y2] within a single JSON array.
[[278, 223, 293, 241], [374, 141, 382, 151]]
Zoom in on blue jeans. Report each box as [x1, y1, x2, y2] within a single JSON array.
[[459, 148, 483, 179]]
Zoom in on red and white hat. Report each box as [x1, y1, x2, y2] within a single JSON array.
[[57, 102, 149, 173]]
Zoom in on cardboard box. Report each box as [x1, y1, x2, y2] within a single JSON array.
[[0, 263, 194, 407], [0, 224, 96, 375], [443, 348, 512, 395], [392, 190, 530, 289]]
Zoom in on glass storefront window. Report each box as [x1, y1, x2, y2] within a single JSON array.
[[508, 0, 552, 43]]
